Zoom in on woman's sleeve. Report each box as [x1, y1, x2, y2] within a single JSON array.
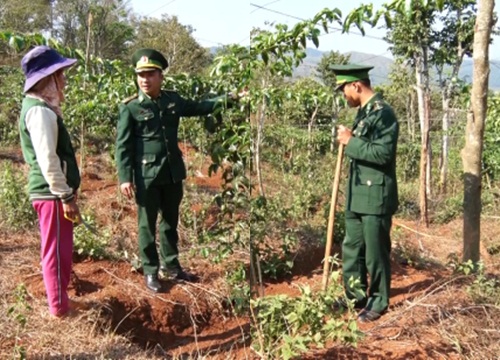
[[25, 106, 74, 198]]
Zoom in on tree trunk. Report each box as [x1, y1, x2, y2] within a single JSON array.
[[415, 58, 426, 137], [440, 94, 451, 193], [462, 0, 493, 262], [440, 39, 465, 194], [410, 91, 417, 141], [255, 95, 266, 198], [307, 105, 319, 159], [423, 48, 432, 201], [330, 99, 338, 153], [420, 95, 430, 227], [331, 119, 336, 153], [85, 11, 93, 70], [406, 93, 412, 140], [415, 54, 430, 227]]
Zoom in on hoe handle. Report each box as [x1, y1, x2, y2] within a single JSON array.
[[322, 143, 345, 292]]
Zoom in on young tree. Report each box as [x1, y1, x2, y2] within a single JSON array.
[[250, 8, 342, 197], [316, 51, 350, 151], [384, 60, 418, 141], [462, 0, 494, 262], [288, 78, 333, 158]]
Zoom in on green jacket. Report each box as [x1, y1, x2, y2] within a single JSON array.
[[344, 93, 399, 215], [116, 89, 229, 189], [19, 96, 80, 201]]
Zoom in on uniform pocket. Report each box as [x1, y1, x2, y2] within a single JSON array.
[[356, 172, 384, 207], [357, 172, 384, 186], [137, 154, 157, 178], [135, 112, 159, 136]]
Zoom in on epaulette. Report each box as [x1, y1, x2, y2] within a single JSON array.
[[372, 100, 385, 112], [121, 94, 138, 104], [163, 89, 177, 96]]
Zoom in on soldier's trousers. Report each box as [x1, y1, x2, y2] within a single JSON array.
[[136, 181, 183, 275], [342, 210, 392, 313]]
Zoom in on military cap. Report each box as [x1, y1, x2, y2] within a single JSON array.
[[132, 48, 168, 73], [329, 64, 374, 91]]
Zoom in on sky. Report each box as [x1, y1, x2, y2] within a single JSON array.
[[128, 0, 500, 61]]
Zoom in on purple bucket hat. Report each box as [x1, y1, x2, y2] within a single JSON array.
[[21, 46, 77, 93]]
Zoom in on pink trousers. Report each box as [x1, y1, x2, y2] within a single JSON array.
[[32, 200, 73, 316]]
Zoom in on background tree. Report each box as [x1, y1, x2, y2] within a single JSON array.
[[315, 50, 350, 89], [382, 60, 418, 141], [433, 0, 476, 193], [462, 0, 494, 262], [286, 78, 333, 159], [52, 0, 133, 60], [131, 15, 212, 74], [0, 0, 51, 62], [0, 0, 51, 33], [315, 50, 351, 152], [343, 0, 478, 226]]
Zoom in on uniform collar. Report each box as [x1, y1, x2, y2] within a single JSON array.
[[353, 93, 383, 129], [356, 93, 382, 118], [138, 89, 162, 104], [360, 93, 381, 113]]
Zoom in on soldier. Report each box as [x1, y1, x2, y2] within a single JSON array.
[[330, 64, 399, 322], [116, 48, 235, 292]]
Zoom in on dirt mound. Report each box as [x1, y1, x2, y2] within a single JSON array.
[[23, 259, 250, 358]]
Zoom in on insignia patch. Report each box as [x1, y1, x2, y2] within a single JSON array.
[[167, 102, 176, 109], [373, 101, 384, 111], [139, 109, 154, 117], [140, 56, 149, 63], [121, 94, 138, 104]]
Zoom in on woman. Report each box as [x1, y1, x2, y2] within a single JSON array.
[[19, 46, 81, 317]]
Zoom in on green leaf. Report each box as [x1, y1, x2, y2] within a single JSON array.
[[9, 36, 24, 51], [300, 34, 306, 49], [384, 13, 392, 28], [261, 51, 269, 65], [322, 19, 329, 33], [312, 34, 319, 48]]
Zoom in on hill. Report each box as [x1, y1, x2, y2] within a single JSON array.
[[293, 48, 500, 89]]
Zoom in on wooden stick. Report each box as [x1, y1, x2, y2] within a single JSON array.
[[322, 143, 345, 291]]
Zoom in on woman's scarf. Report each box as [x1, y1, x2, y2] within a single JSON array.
[[26, 72, 65, 117]]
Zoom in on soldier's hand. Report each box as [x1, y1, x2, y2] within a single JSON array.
[[337, 125, 353, 145], [229, 87, 248, 101], [120, 182, 135, 200]]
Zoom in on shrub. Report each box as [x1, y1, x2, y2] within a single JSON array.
[[251, 266, 362, 360], [0, 162, 37, 231], [73, 214, 110, 259]]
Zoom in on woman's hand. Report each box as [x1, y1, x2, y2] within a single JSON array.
[[63, 198, 80, 223]]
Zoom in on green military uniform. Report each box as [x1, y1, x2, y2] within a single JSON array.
[[116, 49, 231, 276], [331, 64, 399, 314]]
